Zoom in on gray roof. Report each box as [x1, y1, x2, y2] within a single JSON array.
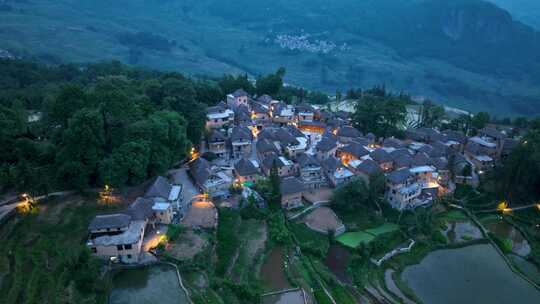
[[125, 197, 154, 221], [234, 105, 251, 122], [232, 88, 248, 98], [297, 153, 321, 169], [295, 103, 315, 114], [286, 125, 305, 138], [356, 159, 382, 176], [337, 126, 363, 139], [256, 138, 279, 154], [443, 130, 467, 144], [280, 177, 305, 195], [341, 142, 369, 158], [275, 128, 299, 146], [321, 157, 340, 172], [189, 157, 211, 186], [88, 214, 131, 231], [431, 157, 449, 170], [208, 129, 227, 143], [316, 136, 337, 152], [393, 154, 413, 169], [230, 126, 253, 142], [371, 148, 392, 163], [252, 102, 269, 114], [465, 142, 482, 155], [257, 94, 273, 104], [387, 168, 412, 184], [234, 158, 259, 176], [262, 153, 288, 170], [145, 176, 171, 199], [383, 137, 405, 148], [412, 152, 431, 166], [480, 127, 505, 140], [207, 105, 227, 114], [390, 148, 412, 160]]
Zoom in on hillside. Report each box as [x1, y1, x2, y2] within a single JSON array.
[[0, 0, 539, 116], [488, 0, 540, 29]]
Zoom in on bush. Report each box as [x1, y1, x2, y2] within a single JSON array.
[[166, 224, 184, 241], [268, 212, 291, 244]]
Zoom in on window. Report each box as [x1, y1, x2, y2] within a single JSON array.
[[127, 254, 132, 259], [91, 247, 97, 253], [125, 244, 132, 250], [117, 245, 123, 251]]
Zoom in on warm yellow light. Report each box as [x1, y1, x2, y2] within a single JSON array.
[[497, 201, 508, 211]]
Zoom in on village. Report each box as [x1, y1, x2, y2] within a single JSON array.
[[76, 87, 539, 304]]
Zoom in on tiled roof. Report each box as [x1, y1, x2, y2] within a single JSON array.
[[208, 129, 227, 143], [341, 142, 369, 158], [280, 177, 305, 195], [230, 126, 253, 142], [356, 159, 382, 176], [234, 158, 259, 176], [337, 126, 363, 138], [232, 88, 248, 98], [144, 176, 171, 199], [316, 136, 337, 152], [371, 148, 391, 163], [88, 214, 131, 231], [387, 168, 412, 184], [125, 197, 154, 221], [297, 153, 321, 169]]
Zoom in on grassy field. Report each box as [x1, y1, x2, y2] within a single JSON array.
[[337, 232, 375, 248], [337, 223, 400, 248], [0, 194, 123, 304]]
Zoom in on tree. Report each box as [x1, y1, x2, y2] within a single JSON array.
[[420, 100, 445, 128], [256, 67, 285, 96], [332, 179, 369, 211], [46, 84, 87, 129], [352, 93, 407, 137], [268, 162, 281, 210], [471, 111, 490, 130], [56, 109, 105, 188]]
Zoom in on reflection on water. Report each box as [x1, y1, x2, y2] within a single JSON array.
[[443, 220, 482, 243], [486, 221, 531, 256], [402, 244, 540, 304], [110, 265, 188, 304]]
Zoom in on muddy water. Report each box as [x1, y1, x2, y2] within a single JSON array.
[[325, 244, 352, 284], [443, 220, 483, 243], [261, 247, 291, 291], [486, 220, 531, 256], [110, 265, 188, 304], [402, 244, 540, 304]]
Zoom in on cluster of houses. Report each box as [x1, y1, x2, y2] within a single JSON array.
[[199, 89, 518, 211], [88, 88, 519, 264], [86, 177, 182, 263]]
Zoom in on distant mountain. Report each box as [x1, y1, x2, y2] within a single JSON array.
[[0, 0, 539, 116], [488, 0, 540, 29]]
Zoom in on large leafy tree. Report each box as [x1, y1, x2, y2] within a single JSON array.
[[56, 109, 105, 188], [352, 93, 407, 137]]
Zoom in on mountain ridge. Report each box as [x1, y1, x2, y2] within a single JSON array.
[[0, 0, 539, 116]]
